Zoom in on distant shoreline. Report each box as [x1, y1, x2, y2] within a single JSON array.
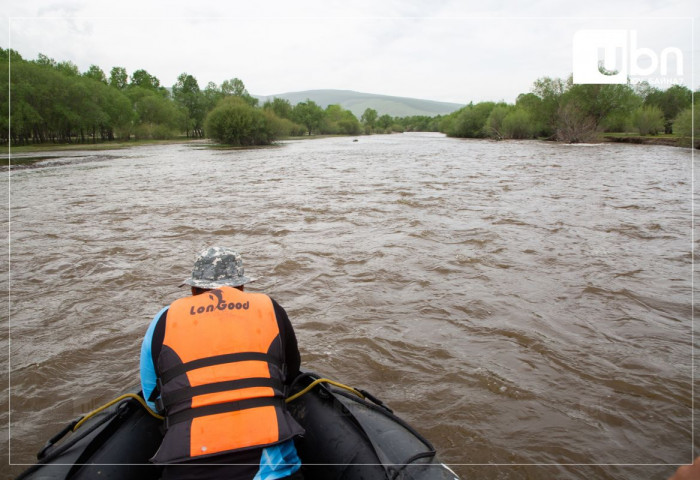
[[3, 132, 696, 167]]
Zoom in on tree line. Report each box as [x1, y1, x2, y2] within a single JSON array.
[[0, 48, 372, 146], [1, 47, 697, 146], [440, 76, 699, 144]]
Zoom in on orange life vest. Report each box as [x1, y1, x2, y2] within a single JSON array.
[[151, 286, 303, 463]]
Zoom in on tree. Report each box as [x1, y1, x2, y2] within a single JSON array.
[[564, 83, 638, 129], [221, 77, 258, 106], [56, 60, 80, 77], [377, 114, 393, 131], [531, 76, 568, 137], [172, 72, 205, 137], [202, 81, 223, 113], [645, 84, 692, 133], [263, 98, 294, 120], [132, 91, 183, 139], [35, 53, 56, 68], [130, 69, 161, 91], [515, 93, 546, 136], [84, 65, 107, 84], [109, 67, 128, 90], [293, 100, 324, 135], [320, 104, 361, 135], [361, 108, 378, 132]]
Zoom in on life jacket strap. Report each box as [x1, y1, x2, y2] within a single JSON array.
[[165, 397, 285, 429], [160, 352, 281, 385], [160, 377, 284, 410]]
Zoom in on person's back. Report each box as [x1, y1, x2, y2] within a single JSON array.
[[140, 247, 304, 480]]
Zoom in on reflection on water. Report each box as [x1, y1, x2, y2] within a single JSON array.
[[2, 134, 697, 479]]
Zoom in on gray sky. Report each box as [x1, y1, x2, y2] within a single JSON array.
[[2, 0, 698, 104]]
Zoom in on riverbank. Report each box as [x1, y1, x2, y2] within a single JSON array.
[[601, 133, 698, 149], [3, 132, 696, 167]]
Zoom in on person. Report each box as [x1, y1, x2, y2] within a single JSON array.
[[140, 247, 305, 480]]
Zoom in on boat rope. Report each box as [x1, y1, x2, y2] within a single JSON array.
[[286, 377, 364, 403], [73, 393, 164, 432], [73, 377, 361, 432]]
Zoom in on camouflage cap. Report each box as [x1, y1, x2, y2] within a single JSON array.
[[181, 247, 254, 289]]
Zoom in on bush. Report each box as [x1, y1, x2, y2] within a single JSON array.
[[204, 97, 278, 145], [555, 101, 597, 143], [672, 108, 699, 137], [673, 108, 700, 147], [262, 111, 305, 137], [502, 109, 534, 139], [631, 105, 665, 136], [600, 111, 632, 133], [447, 102, 496, 138], [485, 105, 510, 139], [134, 122, 178, 140]]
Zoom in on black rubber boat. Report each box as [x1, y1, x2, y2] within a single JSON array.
[[17, 372, 459, 479]]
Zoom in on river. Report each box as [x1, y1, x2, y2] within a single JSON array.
[[1, 133, 697, 479]]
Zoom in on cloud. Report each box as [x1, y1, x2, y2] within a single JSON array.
[[3, 0, 698, 103]]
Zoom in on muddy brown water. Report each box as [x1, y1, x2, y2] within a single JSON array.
[[1, 133, 697, 479]]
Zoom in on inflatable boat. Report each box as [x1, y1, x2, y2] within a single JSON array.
[[17, 372, 459, 479]]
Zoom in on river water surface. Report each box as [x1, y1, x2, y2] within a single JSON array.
[[2, 133, 697, 479]]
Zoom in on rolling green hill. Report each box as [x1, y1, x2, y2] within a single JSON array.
[[254, 89, 463, 118]]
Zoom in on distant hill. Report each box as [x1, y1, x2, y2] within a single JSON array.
[[254, 89, 464, 118]]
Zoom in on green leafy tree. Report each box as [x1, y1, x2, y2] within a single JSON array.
[[377, 114, 393, 131], [320, 104, 361, 135], [132, 92, 183, 139], [531, 76, 568, 137], [263, 98, 294, 120], [361, 108, 378, 132], [514, 93, 546, 136], [172, 72, 205, 137], [221, 77, 258, 107], [202, 81, 223, 113], [644, 84, 692, 133], [83, 65, 107, 84], [293, 100, 324, 135], [56, 60, 80, 77], [35, 53, 56, 68], [130, 69, 161, 91], [109, 67, 128, 90], [564, 83, 638, 129]]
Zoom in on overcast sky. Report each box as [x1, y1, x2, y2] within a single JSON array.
[[2, 0, 698, 104]]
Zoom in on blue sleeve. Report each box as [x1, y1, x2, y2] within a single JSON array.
[[140, 306, 168, 411]]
